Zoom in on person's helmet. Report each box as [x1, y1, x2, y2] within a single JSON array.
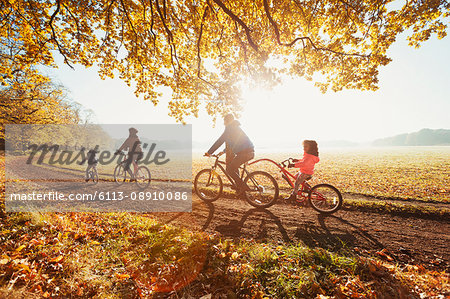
[[129, 127, 138, 134]]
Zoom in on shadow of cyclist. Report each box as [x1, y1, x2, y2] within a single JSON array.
[[154, 200, 385, 255], [293, 213, 385, 252], [215, 207, 291, 243], [319, 214, 384, 249]]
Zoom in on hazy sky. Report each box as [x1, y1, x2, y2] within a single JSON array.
[[42, 32, 450, 148], [99, 124, 192, 141]]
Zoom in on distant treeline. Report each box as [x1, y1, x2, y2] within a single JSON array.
[[373, 129, 450, 146], [5, 124, 113, 154], [113, 138, 191, 151]]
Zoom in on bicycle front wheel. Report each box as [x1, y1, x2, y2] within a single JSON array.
[[114, 164, 127, 185], [244, 171, 279, 208], [136, 166, 151, 189], [90, 170, 98, 185], [309, 184, 343, 214], [194, 169, 223, 202]]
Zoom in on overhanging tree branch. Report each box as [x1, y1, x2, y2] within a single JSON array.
[[262, 0, 370, 58], [211, 0, 259, 52], [119, 0, 145, 69], [48, 0, 74, 68], [197, 5, 209, 78]]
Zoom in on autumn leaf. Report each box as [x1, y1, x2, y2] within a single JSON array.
[[18, 263, 31, 273], [231, 252, 239, 260], [376, 249, 394, 262], [50, 256, 64, 263], [15, 245, 26, 252], [115, 273, 131, 280], [29, 239, 43, 246]]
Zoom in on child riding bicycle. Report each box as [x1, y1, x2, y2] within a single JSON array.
[[79, 148, 99, 182], [285, 140, 320, 200]]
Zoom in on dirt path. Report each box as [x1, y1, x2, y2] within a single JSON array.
[[6, 157, 450, 271]]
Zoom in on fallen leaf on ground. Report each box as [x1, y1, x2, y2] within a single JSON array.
[[15, 245, 26, 252], [376, 249, 394, 261], [0, 258, 9, 265], [115, 273, 130, 280], [18, 263, 31, 272], [50, 256, 63, 263]]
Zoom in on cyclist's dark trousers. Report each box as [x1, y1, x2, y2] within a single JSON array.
[[227, 149, 254, 190], [124, 152, 144, 173]]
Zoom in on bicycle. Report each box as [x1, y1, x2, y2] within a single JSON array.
[[194, 152, 279, 208], [275, 157, 343, 214], [113, 151, 151, 189], [85, 163, 98, 185]]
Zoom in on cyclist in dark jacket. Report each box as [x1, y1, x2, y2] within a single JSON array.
[[205, 114, 254, 193]]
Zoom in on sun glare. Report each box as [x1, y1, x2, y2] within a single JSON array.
[[239, 81, 324, 149]]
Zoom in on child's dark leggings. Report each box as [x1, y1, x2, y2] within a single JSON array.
[[293, 173, 312, 194]]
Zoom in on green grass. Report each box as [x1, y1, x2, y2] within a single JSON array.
[[342, 197, 450, 220]]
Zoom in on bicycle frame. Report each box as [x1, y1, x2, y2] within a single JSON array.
[[206, 154, 250, 188], [116, 152, 138, 175], [201, 155, 340, 212], [250, 158, 312, 199]]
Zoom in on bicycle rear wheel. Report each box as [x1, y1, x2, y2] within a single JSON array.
[[308, 184, 342, 214], [114, 164, 127, 185], [244, 171, 279, 208], [194, 169, 223, 202], [136, 166, 151, 189]]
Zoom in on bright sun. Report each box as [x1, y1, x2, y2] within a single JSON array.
[[239, 82, 320, 149]]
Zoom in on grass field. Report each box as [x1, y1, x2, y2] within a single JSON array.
[[194, 146, 450, 203]]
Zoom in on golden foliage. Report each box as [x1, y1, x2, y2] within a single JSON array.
[[1, 0, 449, 119], [0, 74, 83, 144]]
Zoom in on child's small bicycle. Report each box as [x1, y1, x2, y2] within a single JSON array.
[[250, 157, 343, 214], [278, 157, 342, 214], [86, 163, 99, 185]]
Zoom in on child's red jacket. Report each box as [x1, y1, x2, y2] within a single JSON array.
[[294, 152, 320, 175]]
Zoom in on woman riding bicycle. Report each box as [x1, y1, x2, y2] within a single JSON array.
[[115, 127, 143, 181], [205, 114, 254, 194]]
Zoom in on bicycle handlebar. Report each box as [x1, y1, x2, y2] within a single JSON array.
[[280, 157, 296, 168], [204, 151, 225, 158]]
